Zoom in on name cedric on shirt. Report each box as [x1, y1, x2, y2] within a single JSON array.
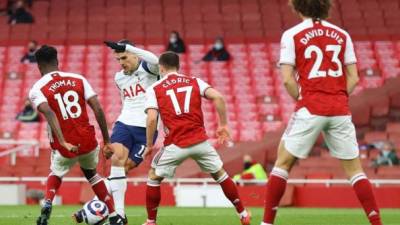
[[162, 77, 190, 88]]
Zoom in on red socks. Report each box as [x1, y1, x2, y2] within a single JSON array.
[[146, 181, 161, 221], [351, 173, 382, 225], [217, 174, 245, 214], [89, 174, 115, 214], [45, 175, 62, 202], [262, 167, 288, 224]]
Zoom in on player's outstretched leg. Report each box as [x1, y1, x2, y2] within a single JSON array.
[[211, 169, 251, 225], [262, 142, 297, 225], [142, 169, 164, 225], [36, 174, 62, 225], [80, 168, 124, 225], [109, 143, 129, 219], [341, 158, 382, 225]]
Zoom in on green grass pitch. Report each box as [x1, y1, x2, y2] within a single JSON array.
[[0, 205, 398, 225]]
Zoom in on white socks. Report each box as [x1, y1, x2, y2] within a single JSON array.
[[109, 166, 127, 217], [260, 223, 273, 225]]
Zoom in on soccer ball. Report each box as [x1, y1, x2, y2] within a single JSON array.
[[82, 200, 109, 225]]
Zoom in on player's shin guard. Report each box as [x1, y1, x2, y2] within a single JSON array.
[[217, 173, 246, 216], [262, 167, 288, 224], [89, 174, 116, 215], [45, 174, 62, 202], [146, 179, 161, 222], [350, 173, 382, 225], [109, 166, 127, 217]]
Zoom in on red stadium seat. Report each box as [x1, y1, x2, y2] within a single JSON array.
[[364, 131, 388, 143]]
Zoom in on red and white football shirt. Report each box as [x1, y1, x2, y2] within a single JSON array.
[[29, 71, 98, 158], [145, 72, 210, 148], [280, 19, 357, 116]]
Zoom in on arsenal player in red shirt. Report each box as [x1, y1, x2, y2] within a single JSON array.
[[261, 1, 382, 225], [141, 51, 251, 225], [30, 45, 124, 225]]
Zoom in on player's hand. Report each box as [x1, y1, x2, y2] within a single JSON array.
[[143, 146, 155, 160], [102, 143, 114, 159], [216, 125, 232, 145], [104, 41, 126, 53], [61, 142, 79, 153]]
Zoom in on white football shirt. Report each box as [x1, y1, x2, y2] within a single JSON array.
[[115, 61, 159, 127]]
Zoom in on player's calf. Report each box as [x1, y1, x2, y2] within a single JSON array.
[[143, 169, 163, 224], [109, 144, 130, 218], [81, 168, 117, 216], [211, 169, 251, 224]]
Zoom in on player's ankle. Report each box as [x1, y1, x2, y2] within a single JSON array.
[[239, 210, 248, 218]]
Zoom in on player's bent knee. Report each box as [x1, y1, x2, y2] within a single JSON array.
[[340, 158, 364, 178], [111, 143, 129, 166], [125, 159, 138, 172], [148, 169, 164, 182], [80, 168, 97, 180], [210, 168, 227, 181], [274, 142, 298, 172]]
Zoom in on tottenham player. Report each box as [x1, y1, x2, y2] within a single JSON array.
[[97, 40, 158, 222], [30, 45, 124, 225], [261, 1, 382, 225], [141, 52, 251, 225]]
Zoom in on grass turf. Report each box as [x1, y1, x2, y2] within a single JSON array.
[[0, 205, 398, 225]]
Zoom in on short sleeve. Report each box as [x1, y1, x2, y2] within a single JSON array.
[[29, 87, 47, 109], [279, 31, 296, 66], [344, 34, 357, 65], [196, 78, 211, 97], [145, 87, 158, 113], [82, 77, 97, 100]]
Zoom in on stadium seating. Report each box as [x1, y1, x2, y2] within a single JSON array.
[[0, 0, 399, 44], [0, 40, 399, 177]]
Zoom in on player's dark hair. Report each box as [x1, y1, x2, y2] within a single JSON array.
[[30, 40, 38, 46], [35, 45, 58, 66], [159, 51, 180, 70], [291, 0, 331, 20], [118, 39, 134, 46]]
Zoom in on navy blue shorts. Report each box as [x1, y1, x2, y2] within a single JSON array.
[[110, 121, 157, 165]]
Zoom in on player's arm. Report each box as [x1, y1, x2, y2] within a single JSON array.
[[87, 96, 110, 144], [346, 64, 359, 94], [87, 96, 113, 159], [344, 34, 359, 95], [281, 64, 299, 100], [204, 87, 231, 144], [104, 41, 158, 65], [146, 109, 158, 149], [37, 103, 78, 152], [279, 30, 299, 100], [143, 87, 159, 158], [83, 76, 113, 158]]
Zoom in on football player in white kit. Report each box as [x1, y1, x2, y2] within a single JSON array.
[[73, 40, 159, 225]]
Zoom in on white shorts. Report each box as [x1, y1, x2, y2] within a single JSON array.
[[151, 141, 223, 178], [50, 146, 100, 177], [282, 108, 359, 160]]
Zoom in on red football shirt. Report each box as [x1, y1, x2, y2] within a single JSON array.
[[280, 19, 357, 116], [29, 71, 98, 158], [145, 73, 210, 148]]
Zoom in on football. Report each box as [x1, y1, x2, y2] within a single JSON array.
[[82, 200, 109, 225]]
